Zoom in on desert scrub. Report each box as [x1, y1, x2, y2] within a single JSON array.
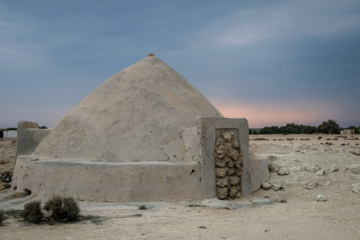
[[44, 196, 80, 222], [0, 210, 5, 224], [139, 205, 147, 210], [22, 201, 43, 224], [21, 196, 80, 224]]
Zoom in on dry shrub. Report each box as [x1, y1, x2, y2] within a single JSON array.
[[62, 197, 80, 221], [139, 205, 147, 210], [22, 201, 43, 224], [21, 196, 80, 224], [44, 196, 80, 222], [0, 210, 5, 224]]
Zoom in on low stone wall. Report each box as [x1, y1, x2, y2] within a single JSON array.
[[12, 157, 203, 202]]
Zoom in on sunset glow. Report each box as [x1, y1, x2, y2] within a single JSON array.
[[212, 99, 340, 128]]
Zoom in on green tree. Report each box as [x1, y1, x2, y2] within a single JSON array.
[[304, 125, 317, 134], [270, 126, 279, 134], [348, 126, 360, 134], [283, 123, 297, 134], [259, 126, 274, 134], [317, 119, 340, 134]]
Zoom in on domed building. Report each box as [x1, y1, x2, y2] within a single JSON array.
[[13, 54, 267, 203]]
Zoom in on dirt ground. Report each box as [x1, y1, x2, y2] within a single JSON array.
[[0, 139, 16, 173], [1, 134, 360, 240]]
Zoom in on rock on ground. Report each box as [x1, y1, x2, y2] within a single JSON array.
[[305, 180, 319, 190], [316, 169, 325, 176], [351, 183, 360, 194], [317, 194, 327, 202], [261, 181, 273, 190], [303, 164, 321, 173], [349, 164, 360, 174], [272, 179, 284, 191]]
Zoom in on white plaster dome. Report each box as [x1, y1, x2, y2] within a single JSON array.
[[34, 54, 223, 162]]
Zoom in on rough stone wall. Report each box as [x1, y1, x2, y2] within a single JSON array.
[[213, 132, 242, 199]]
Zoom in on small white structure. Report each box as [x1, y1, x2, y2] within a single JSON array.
[[0, 130, 17, 138], [340, 129, 355, 135]]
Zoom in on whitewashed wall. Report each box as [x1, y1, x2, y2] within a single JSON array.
[[3, 130, 17, 138]]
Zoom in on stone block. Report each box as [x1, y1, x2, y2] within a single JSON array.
[[249, 155, 270, 192]]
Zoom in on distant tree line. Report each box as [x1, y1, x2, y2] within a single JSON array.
[[250, 119, 360, 135], [3, 126, 47, 131]]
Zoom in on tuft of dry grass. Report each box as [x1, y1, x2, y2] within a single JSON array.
[[44, 196, 80, 222], [22, 201, 43, 224], [0, 210, 5, 224]]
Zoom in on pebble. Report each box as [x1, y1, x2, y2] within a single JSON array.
[[305, 180, 318, 190], [316, 169, 325, 176], [351, 183, 360, 194], [272, 179, 284, 191], [303, 164, 321, 173], [317, 194, 327, 202], [324, 181, 332, 187], [261, 181, 273, 190], [278, 167, 290, 176], [329, 164, 340, 172]]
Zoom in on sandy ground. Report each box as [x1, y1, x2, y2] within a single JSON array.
[[0, 139, 16, 173], [1, 134, 360, 240]]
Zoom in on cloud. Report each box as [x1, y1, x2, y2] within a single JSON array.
[[0, 6, 49, 71], [0, 41, 48, 72], [205, 0, 360, 47]]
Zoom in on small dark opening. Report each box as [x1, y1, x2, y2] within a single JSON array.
[[24, 189, 32, 196]]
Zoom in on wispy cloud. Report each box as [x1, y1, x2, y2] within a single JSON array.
[[0, 41, 47, 71], [0, 6, 48, 71], [193, 0, 360, 47]]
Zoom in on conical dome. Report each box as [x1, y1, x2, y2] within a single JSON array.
[[34, 54, 223, 162]]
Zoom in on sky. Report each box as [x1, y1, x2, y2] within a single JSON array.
[[1, 0, 360, 128]]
